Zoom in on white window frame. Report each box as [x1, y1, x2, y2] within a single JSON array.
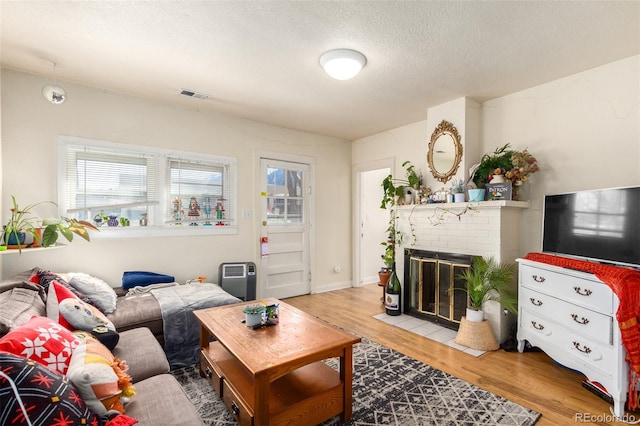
[[58, 135, 238, 238]]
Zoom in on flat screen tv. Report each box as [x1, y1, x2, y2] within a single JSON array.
[[542, 186, 640, 269]]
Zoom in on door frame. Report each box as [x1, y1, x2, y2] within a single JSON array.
[[352, 158, 395, 288], [256, 151, 316, 298]]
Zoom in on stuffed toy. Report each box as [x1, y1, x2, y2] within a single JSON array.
[[59, 298, 120, 349], [67, 331, 135, 416]]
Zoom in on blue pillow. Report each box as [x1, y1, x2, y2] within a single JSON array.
[[122, 271, 175, 290]]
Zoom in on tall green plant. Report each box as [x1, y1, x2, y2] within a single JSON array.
[[380, 209, 403, 268], [456, 256, 517, 313], [379, 161, 419, 268]]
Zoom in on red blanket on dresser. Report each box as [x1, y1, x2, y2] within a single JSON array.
[[524, 252, 640, 410]]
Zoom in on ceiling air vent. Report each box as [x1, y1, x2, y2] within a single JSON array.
[[179, 89, 209, 100]]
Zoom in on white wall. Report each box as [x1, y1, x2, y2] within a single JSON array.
[[353, 55, 640, 260], [483, 55, 639, 256], [352, 120, 430, 186], [1, 70, 353, 292], [3, 55, 637, 289]]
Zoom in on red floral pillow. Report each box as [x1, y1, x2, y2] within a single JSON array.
[[0, 316, 80, 375], [0, 351, 104, 426]]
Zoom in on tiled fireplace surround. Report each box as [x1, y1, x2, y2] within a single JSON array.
[[394, 200, 529, 343]]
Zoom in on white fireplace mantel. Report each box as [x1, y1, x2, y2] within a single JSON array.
[[395, 200, 529, 261], [394, 200, 529, 342]]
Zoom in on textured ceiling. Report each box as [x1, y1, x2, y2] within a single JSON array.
[[1, 1, 638, 140]]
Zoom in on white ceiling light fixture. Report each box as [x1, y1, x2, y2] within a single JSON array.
[[319, 49, 367, 80], [42, 62, 67, 104]]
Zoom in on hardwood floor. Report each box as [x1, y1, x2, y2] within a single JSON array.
[[285, 283, 633, 426]]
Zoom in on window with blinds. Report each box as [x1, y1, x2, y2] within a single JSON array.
[[167, 158, 232, 225], [59, 137, 236, 229]]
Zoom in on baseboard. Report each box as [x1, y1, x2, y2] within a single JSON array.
[[313, 281, 353, 293]]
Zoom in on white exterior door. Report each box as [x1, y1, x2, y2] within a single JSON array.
[[259, 157, 311, 299]]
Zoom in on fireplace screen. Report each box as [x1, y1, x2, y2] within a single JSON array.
[[406, 251, 472, 328]]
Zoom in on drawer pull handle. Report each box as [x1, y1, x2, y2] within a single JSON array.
[[204, 367, 212, 379], [529, 298, 543, 306], [572, 341, 592, 354], [573, 286, 593, 296], [532, 275, 545, 283], [531, 321, 545, 330], [571, 313, 590, 325], [231, 401, 240, 416]]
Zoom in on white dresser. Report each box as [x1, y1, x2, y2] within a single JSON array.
[[516, 258, 628, 417]]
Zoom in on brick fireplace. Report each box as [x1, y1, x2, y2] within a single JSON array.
[[394, 200, 528, 343]]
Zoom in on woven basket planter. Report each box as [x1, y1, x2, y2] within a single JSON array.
[[454, 316, 499, 351]]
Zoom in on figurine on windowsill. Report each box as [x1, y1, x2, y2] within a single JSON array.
[[202, 197, 212, 226], [215, 200, 225, 226], [188, 197, 200, 226], [172, 197, 184, 224]]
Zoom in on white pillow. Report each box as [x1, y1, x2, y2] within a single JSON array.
[[65, 272, 118, 314]]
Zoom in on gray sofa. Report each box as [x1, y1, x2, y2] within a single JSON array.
[[107, 287, 166, 345], [0, 269, 203, 425]]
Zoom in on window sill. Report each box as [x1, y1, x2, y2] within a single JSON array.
[[90, 225, 238, 239]]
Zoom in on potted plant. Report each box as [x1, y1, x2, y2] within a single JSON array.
[[378, 267, 390, 288], [2, 195, 99, 252], [243, 303, 266, 327], [456, 256, 517, 322], [471, 144, 539, 201], [41, 217, 100, 247], [380, 161, 422, 208], [450, 179, 466, 202], [472, 144, 515, 190], [2, 196, 45, 250]]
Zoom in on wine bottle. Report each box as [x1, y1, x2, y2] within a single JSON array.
[[385, 269, 401, 316]]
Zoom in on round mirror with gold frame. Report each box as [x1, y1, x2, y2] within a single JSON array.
[[427, 120, 463, 183]]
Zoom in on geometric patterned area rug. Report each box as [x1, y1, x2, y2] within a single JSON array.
[[171, 337, 541, 425]]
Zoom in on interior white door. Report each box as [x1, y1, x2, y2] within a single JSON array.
[[359, 168, 391, 285], [260, 158, 311, 299]]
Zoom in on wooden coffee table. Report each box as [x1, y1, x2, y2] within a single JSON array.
[[194, 298, 361, 426]]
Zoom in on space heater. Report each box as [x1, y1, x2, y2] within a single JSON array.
[[218, 262, 256, 301]]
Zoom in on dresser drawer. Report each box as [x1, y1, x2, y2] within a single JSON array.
[[519, 264, 613, 314], [222, 380, 254, 426], [200, 349, 223, 396], [520, 309, 616, 378], [520, 287, 613, 346]]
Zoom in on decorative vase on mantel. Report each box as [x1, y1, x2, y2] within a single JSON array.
[[403, 187, 415, 205], [512, 182, 523, 201], [454, 193, 466, 203], [468, 188, 485, 202], [491, 174, 505, 183]]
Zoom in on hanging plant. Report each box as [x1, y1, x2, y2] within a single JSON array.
[[380, 161, 422, 209]]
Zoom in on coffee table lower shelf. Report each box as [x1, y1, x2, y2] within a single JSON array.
[[201, 341, 345, 426]]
